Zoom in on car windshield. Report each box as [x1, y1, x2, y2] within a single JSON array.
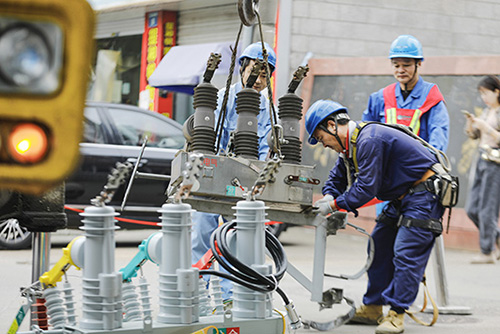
[[105, 107, 185, 149]]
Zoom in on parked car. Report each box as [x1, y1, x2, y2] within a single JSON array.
[[0, 102, 185, 249]]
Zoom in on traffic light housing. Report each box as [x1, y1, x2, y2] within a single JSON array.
[[0, 0, 95, 194]]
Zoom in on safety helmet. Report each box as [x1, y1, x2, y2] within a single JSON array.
[[305, 100, 348, 145], [239, 42, 277, 73], [389, 35, 424, 60]]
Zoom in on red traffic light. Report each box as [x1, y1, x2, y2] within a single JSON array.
[[7, 123, 49, 164]]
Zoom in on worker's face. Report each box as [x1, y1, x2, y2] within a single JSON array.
[[391, 58, 420, 85], [478, 86, 500, 108], [313, 122, 342, 153], [241, 59, 268, 92]]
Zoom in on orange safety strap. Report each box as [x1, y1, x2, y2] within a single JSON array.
[[405, 275, 439, 326]]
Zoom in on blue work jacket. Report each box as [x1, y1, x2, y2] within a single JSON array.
[[214, 82, 272, 160], [322, 122, 438, 213], [362, 77, 449, 151]]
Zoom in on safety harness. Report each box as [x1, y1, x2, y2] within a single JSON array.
[[350, 122, 459, 234], [383, 83, 445, 135]]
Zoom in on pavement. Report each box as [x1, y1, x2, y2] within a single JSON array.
[[1, 225, 499, 334]]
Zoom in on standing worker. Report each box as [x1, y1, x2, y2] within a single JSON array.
[[306, 100, 452, 334], [362, 34, 450, 216], [464, 75, 500, 264], [191, 41, 276, 301]]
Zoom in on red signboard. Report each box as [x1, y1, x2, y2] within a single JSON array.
[[140, 11, 176, 117]]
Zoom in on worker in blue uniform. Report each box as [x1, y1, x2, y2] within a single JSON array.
[[191, 42, 276, 301], [362, 34, 449, 217], [306, 99, 447, 334]]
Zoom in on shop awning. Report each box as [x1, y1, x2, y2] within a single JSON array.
[[148, 41, 240, 95]]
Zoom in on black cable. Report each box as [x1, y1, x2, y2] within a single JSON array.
[[200, 221, 290, 305]]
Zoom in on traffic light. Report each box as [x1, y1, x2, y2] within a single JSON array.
[[0, 0, 95, 194]]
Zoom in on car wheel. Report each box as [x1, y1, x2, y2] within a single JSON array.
[[267, 222, 286, 239], [0, 217, 32, 250]]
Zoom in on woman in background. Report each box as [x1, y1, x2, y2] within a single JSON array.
[[464, 75, 500, 264]]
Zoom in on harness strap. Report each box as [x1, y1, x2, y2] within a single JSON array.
[[399, 217, 443, 235], [405, 275, 439, 326], [350, 122, 368, 173]]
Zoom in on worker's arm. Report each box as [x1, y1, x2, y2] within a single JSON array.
[[322, 157, 348, 199], [425, 101, 450, 151], [362, 90, 385, 122]]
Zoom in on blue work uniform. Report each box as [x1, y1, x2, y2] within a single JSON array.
[[323, 122, 444, 310], [362, 77, 449, 152], [363, 76, 449, 215], [191, 81, 272, 299]]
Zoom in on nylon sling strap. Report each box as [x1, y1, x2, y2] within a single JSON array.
[[405, 275, 439, 326]]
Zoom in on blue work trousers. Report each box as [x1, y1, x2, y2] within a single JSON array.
[[363, 190, 443, 309], [465, 158, 500, 254]]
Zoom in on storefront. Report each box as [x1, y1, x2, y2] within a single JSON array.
[[88, 0, 277, 123]]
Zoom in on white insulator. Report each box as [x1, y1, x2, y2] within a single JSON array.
[[157, 202, 199, 324], [79, 205, 122, 330], [198, 277, 211, 316], [61, 282, 77, 326], [44, 287, 66, 328], [232, 200, 273, 319], [137, 277, 152, 318], [122, 282, 142, 322], [210, 276, 224, 315]]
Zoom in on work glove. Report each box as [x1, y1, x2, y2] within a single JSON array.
[[313, 194, 335, 216]]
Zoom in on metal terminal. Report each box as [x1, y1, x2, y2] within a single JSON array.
[[203, 52, 222, 83], [287, 65, 309, 94], [284, 300, 302, 330], [244, 59, 264, 88]]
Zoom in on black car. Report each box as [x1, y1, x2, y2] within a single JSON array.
[[0, 102, 185, 249]]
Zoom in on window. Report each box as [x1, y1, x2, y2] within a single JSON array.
[[105, 107, 184, 149], [82, 107, 105, 143]]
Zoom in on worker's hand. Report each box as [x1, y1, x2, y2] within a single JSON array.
[[313, 195, 335, 216]]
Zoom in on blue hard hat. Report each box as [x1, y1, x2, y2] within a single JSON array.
[[305, 100, 348, 145], [389, 35, 424, 60], [239, 42, 277, 73]]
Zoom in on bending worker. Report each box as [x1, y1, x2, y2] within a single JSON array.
[[191, 41, 276, 300], [306, 100, 448, 334], [362, 34, 449, 216]]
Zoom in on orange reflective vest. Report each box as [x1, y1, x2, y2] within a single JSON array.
[[383, 83, 444, 135]]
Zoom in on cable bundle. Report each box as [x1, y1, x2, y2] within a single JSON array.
[[200, 221, 290, 305]]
